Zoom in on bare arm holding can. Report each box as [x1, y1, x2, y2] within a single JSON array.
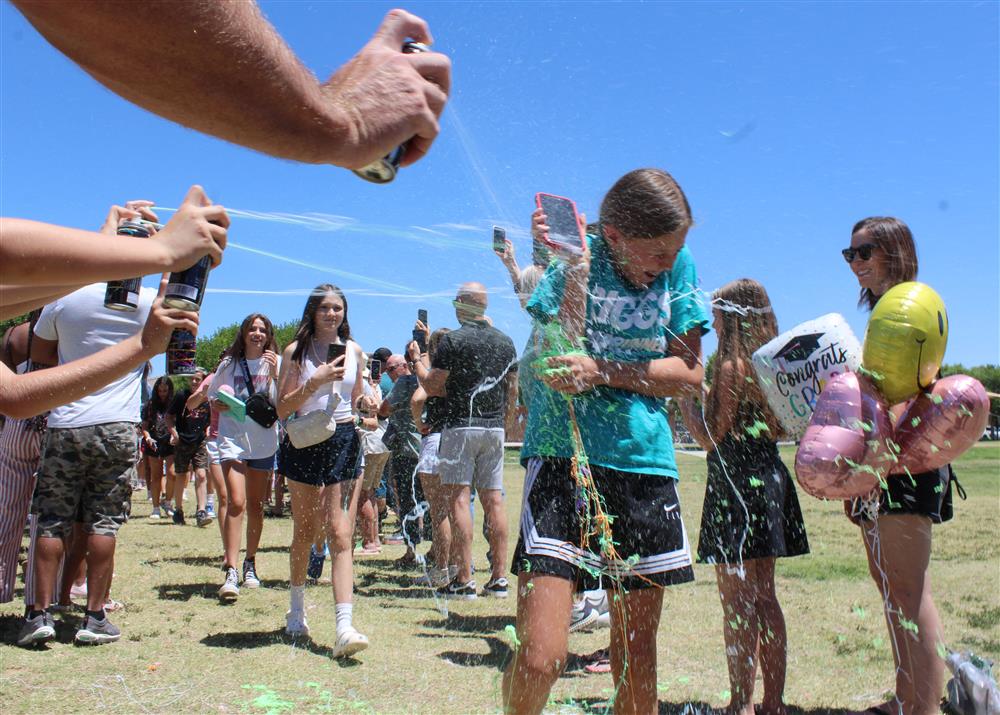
[[11, 3, 450, 170], [0, 186, 227, 319], [0, 277, 199, 420]]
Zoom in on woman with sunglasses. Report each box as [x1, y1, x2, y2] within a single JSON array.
[[842, 217, 955, 715]]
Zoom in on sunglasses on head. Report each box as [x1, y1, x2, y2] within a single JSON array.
[[841, 243, 878, 263]]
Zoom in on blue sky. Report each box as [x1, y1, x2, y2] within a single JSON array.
[[2, 1, 997, 372]]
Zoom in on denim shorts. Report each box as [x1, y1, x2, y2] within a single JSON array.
[[282, 422, 360, 487]]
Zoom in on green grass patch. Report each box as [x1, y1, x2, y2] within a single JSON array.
[[0, 444, 995, 713]]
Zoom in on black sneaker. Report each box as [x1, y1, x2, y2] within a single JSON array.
[[17, 611, 55, 647], [436, 578, 477, 601], [195, 509, 212, 527], [172, 508, 185, 525], [242, 558, 261, 588], [75, 614, 121, 645], [481, 576, 509, 598]]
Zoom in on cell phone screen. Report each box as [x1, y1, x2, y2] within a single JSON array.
[[492, 225, 506, 253], [412, 328, 427, 353], [327, 343, 347, 363], [369, 359, 381, 382], [536, 194, 583, 255], [417, 309, 428, 326]]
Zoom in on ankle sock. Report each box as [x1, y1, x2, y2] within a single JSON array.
[[290, 585, 305, 613], [335, 603, 353, 636], [85, 608, 106, 621], [28, 609, 45, 620]]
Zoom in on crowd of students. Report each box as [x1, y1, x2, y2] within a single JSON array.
[[0, 169, 957, 715]]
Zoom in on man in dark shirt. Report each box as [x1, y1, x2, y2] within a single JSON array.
[[167, 369, 212, 527], [413, 282, 517, 600]]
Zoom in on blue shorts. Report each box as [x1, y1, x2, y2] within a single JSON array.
[[245, 454, 276, 471], [282, 422, 360, 487]]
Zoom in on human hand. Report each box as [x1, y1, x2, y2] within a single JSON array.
[[154, 185, 228, 271], [308, 356, 346, 389], [541, 354, 604, 395], [406, 340, 422, 362], [262, 350, 279, 379], [138, 275, 200, 359], [320, 9, 451, 169], [356, 395, 377, 414], [496, 239, 516, 266], [100, 200, 159, 235]]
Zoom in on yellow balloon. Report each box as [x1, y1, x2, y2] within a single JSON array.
[[862, 282, 948, 404]]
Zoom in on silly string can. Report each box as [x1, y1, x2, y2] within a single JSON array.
[[352, 41, 429, 184], [166, 329, 198, 376], [164, 256, 211, 311], [104, 220, 151, 311]]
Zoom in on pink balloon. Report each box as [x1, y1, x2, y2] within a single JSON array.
[[894, 375, 990, 473], [794, 371, 892, 499]]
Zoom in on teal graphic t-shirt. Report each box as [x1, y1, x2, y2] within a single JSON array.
[[520, 233, 708, 478]]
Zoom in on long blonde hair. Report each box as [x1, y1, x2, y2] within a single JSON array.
[[708, 278, 784, 439]]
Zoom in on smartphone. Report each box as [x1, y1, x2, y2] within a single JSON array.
[[369, 359, 381, 383], [412, 328, 427, 354], [417, 308, 428, 326], [535, 193, 584, 255], [327, 343, 347, 363], [492, 225, 506, 253]]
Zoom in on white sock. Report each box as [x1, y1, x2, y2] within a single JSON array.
[[289, 585, 305, 613], [335, 603, 353, 636], [207, 494, 215, 508]]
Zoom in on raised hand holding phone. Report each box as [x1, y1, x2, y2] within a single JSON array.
[[535, 193, 586, 258]]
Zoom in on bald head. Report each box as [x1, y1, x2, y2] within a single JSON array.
[[454, 282, 488, 323]]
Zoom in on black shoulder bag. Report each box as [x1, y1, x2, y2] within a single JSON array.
[[239, 356, 279, 428]]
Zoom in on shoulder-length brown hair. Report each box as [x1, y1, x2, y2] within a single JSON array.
[[708, 278, 784, 439], [224, 313, 278, 361], [600, 168, 693, 238], [852, 216, 919, 311]]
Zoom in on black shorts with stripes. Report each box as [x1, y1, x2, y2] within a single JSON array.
[[511, 457, 694, 591]]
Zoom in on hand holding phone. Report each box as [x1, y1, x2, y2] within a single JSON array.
[[369, 359, 382, 383], [492, 226, 507, 254], [412, 328, 427, 354], [327, 343, 347, 363], [535, 193, 585, 257]]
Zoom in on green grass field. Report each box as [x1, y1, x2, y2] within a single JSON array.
[[1, 443, 997, 714]]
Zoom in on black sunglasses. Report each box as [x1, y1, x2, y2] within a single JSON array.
[[841, 243, 878, 263]]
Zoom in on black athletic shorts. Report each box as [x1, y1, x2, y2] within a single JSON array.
[[850, 465, 956, 524], [511, 457, 694, 591]]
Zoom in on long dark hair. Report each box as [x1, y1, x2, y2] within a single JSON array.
[[852, 216, 919, 311], [708, 279, 784, 439], [290, 284, 352, 364], [223, 313, 278, 362], [146, 376, 174, 417]]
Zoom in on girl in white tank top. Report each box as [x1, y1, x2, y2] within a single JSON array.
[[296, 338, 358, 423]]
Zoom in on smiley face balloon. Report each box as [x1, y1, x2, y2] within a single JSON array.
[[862, 282, 948, 404]]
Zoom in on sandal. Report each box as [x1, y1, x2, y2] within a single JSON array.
[[584, 658, 611, 674], [104, 599, 125, 613], [356, 545, 382, 556]]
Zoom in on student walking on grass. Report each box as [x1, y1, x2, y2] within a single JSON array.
[[679, 278, 809, 715], [209, 314, 280, 602], [276, 285, 369, 658], [503, 168, 708, 714]]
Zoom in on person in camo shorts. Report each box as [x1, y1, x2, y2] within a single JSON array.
[[18, 281, 164, 647]]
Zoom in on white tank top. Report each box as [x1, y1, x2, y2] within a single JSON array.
[[297, 339, 357, 423]]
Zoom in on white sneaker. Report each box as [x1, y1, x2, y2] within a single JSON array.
[[285, 610, 310, 636], [149, 508, 161, 520], [331, 627, 369, 659], [218, 567, 240, 602], [414, 567, 450, 588]]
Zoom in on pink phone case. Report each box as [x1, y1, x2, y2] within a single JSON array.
[[535, 193, 585, 254]]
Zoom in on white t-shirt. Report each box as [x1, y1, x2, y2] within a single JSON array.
[[209, 355, 278, 461], [34, 283, 154, 428]]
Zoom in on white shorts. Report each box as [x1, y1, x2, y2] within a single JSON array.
[[438, 427, 505, 491], [205, 439, 221, 465], [415, 433, 441, 475]]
